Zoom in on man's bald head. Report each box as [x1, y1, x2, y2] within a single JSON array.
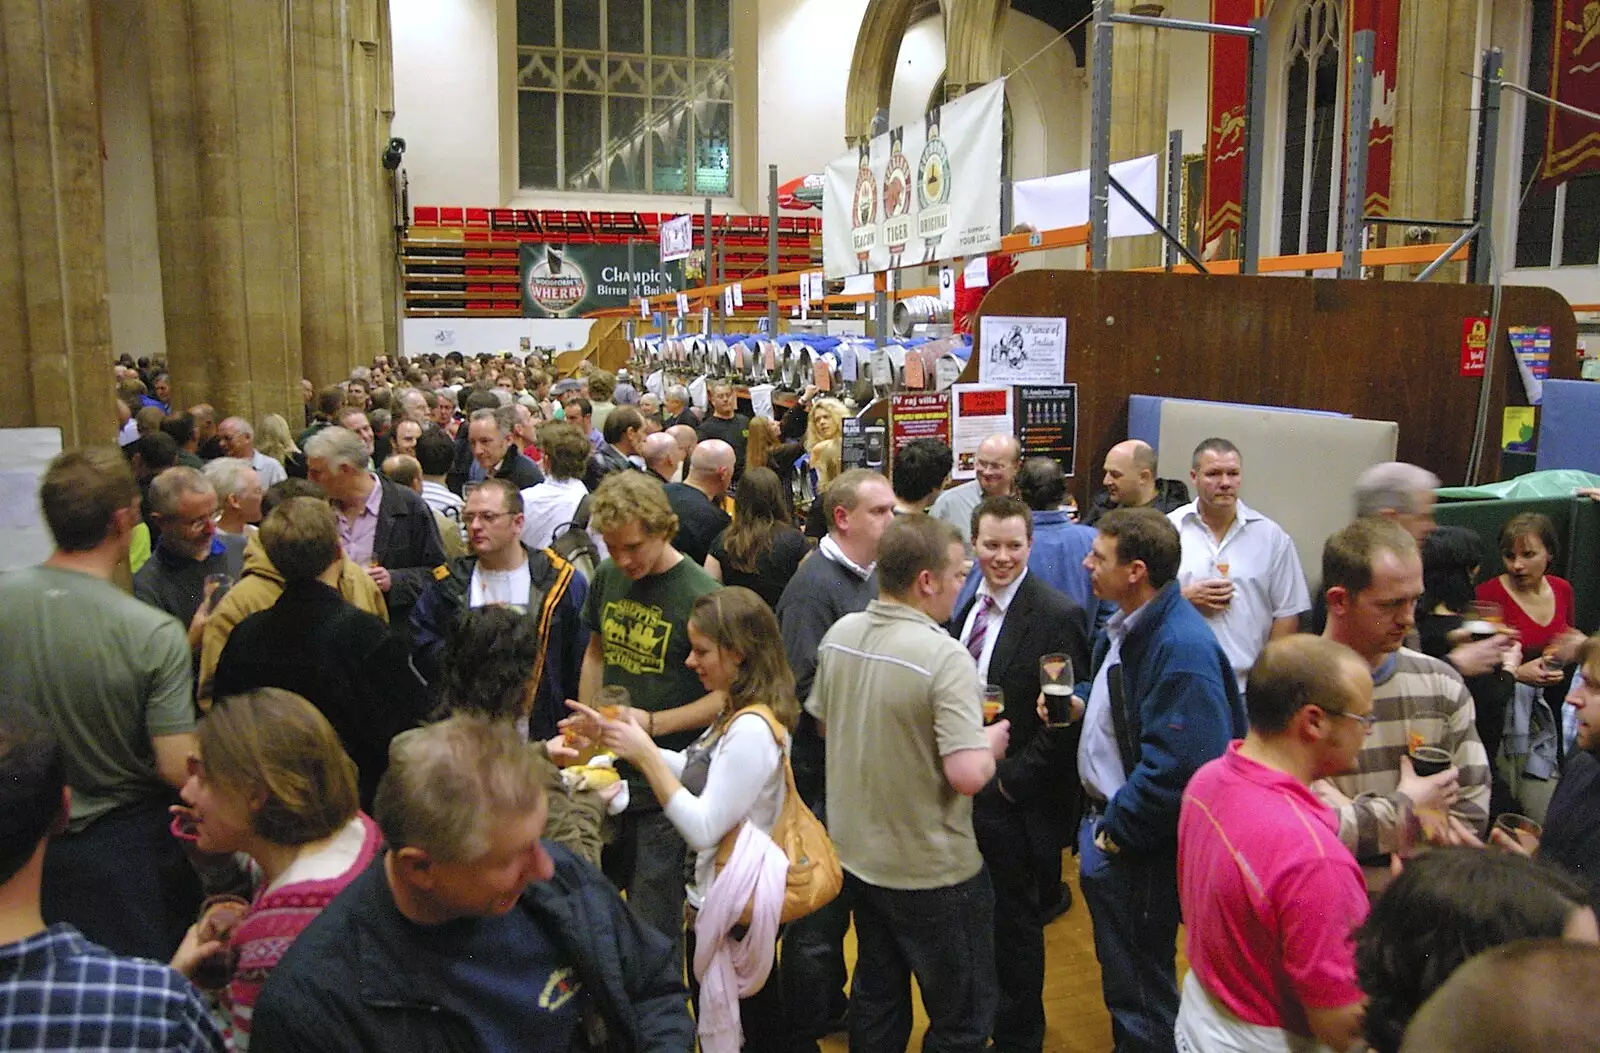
[[667, 424, 698, 459], [689, 439, 735, 498], [1400, 940, 1600, 1053], [974, 434, 1022, 498], [641, 431, 681, 481], [1103, 439, 1158, 509]]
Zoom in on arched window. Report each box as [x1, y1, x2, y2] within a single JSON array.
[[1277, 0, 1344, 256]]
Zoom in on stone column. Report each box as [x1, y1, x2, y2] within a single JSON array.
[[0, 0, 116, 445], [944, 0, 1007, 98], [1387, 0, 1476, 280], [145, 0, 302, 425], [1107, 0, 1169, 271]]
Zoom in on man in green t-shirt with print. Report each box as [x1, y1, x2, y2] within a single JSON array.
[[0, 447, 199, 962], [580, 470, 721, 953]]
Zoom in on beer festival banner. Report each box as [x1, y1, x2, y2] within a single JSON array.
[[1203, 0, 1261, 245], [821, 79, 1005, 279], [1346, 0, 1401, 216], [519, 243, 675, 319], [1542, 0, 1600, 182]]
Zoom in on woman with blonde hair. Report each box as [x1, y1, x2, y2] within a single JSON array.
[[169, 688, 379, 1051], [254, 413, 299, 466], [803, 397, 847, 456], [574, 586, 800, 1050]]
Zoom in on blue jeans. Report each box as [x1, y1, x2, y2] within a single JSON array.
[[846, 868, 997, 1053], [1078, 814, 1180, 1053]]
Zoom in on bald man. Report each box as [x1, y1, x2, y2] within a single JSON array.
[[664, 439, 733, 566], [929, 433, 1022, 546], [640, 431, 682, 484], [666, 424, 698, 481], [1084, 439, 1185, 527]]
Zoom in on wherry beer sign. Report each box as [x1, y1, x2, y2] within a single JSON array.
[[518, 243, 675, 318]]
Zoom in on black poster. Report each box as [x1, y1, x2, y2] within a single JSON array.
[[1014, 385, 1078, 476]]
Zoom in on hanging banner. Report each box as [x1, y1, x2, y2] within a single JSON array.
[[1542, 0, 1600, 183], [1203, 0, 1262, 246], [519, 244, 673, 319], [1014, 385, 1079, 477], [822, 79, 1005, 279], [1345, 0, 1401, 215], [660, 215, 695, 263]]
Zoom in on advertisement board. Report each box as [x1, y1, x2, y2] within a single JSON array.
[[519, 243, 675, 319]]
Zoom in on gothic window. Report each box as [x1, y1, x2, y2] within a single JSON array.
[[1277, 0, 1344, 256], [516, 0, 733, 195], [1514, 0, 1600, 268]]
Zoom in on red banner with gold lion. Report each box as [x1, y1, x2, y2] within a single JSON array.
[[1203, 0, 1262, 246], [1542, 0, 1600, 182]]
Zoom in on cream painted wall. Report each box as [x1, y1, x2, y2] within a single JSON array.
[[390, 0, 503, 208], [96, 0, 167, 361], [1165, 0, 1211, 156]]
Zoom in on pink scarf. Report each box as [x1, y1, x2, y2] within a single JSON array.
[[693, 822, 789, 1053]]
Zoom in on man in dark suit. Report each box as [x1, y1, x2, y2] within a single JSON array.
[[947, 494, 1091, 1053]]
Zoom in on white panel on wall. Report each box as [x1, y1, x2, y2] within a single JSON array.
[[390, 0, 502, 208], [401, 318, 596, 358]]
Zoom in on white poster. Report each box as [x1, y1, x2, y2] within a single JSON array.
[[822, 79, 1006, 279], [0, 428, 62, 571], [950, 385, 1014, 480], [1011, 154, 1160, 239], [979, 316, 1068, 386], [660, 214, 695, 262]]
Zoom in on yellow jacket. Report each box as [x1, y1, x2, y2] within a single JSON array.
[[197, 532, 388, 709]]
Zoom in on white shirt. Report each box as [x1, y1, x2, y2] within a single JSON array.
[[519, 477, 588, 550], [1078, 598, 1150, 803], [249, 449, 287, 488], [957, 569, 1028, 685], [818, 534, 874, 580], [1169, 499, 1310, 690], [469, 559, 532, 608]]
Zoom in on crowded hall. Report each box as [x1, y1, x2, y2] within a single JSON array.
[[5, 1, 1600, 1051]]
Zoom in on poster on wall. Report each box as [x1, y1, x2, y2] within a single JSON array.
[[660, 215, 695, 262], [1014, 385, 1078, 476], [822, 79, 1005, 279], [519, 243, 674, 318], [978, 316, 1068, 386], [950, 384, 1014, 480], [889, 393, 952, 465]]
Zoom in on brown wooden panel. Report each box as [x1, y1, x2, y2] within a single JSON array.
[[971, 270, 1579, 506]]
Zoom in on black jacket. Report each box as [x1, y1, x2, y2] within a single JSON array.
[[584, 443, 633, 492], [250, 843, 695, 1053], [372, 475, 450, 631], [1080, 478, 1190, 527], [663, 483, 729, 566], [494, 444, 545, 490], [212, 579, 430, 809], [409, 545, 590, 741], [947, 574, 1091, 852]]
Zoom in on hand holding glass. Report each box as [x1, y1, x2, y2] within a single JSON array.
[[1039, 654, 1076, 727]]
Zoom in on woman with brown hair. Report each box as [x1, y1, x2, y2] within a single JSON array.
[[169, 688, 380, 1051], [706, 467, 808, 608], [745, 415, 779, 472], [573, 587, 801, 1050]]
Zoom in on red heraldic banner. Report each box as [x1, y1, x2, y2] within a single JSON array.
[[1204, 0, 1262, 245], [1345, 0, 1401, 215], [1542, 0, 1600, 182]]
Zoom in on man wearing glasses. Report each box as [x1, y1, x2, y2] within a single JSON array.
[[1313, 517, 1489, 881], [133, 465, 231, 654], [1175, 635, 1373, 1053], [409, 478, 588, 741], [931, 434, 1022, 547]]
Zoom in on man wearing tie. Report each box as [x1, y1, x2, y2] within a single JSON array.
[[949, 495, 1091, 1053]]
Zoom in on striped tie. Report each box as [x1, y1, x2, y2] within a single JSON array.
[[966, 596, 995, 662]]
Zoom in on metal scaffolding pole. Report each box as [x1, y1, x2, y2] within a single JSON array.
[[1088, 0, 1114, 268], [1240, 17, 1269, 274], [1468, 48, 1503, 285], [1165, 130, 1183, 270], [767, 164, 780, 334], [1340, 29, 1376, 279], [702, 197, 712, 335]]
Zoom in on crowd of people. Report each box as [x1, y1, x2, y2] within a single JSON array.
[[3, 349, 1600, 1053]]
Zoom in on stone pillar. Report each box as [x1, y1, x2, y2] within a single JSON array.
[[1387, 0, 1476, 280], [944, 0, 1007, 98], [1107, 0, 1169, 271], [145, 0, 302, 425], [0, 0, 116, 445]]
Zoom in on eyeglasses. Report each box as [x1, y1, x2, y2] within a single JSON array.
[[462, 511, 513, 525], [1319, 706, 1377, 730], [162, 511, 223, 533]]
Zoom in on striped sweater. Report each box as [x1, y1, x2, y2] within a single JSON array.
[[225, 814, 382, 1051], [1326, 648, 1491, 858]]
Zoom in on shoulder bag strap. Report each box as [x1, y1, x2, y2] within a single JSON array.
[[1106, 665, 1141, 779]]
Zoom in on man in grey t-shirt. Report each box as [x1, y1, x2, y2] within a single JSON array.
[[0, 448, 198, 961], [807, 515, 1009, 1053]]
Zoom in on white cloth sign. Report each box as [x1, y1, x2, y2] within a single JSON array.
[[964, 256, 989, 289], [660, 214, 695, 262], [1011, 154, 1160, 239], [823, 79, 1005, 279]]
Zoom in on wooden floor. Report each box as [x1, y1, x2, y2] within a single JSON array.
[[816, 863, 1189, 1053]]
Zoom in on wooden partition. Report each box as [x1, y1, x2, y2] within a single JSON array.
[[970, 270, 1579, 505]]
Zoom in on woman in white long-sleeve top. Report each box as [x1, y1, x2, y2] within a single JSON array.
[[572, 586, 802, 1051]]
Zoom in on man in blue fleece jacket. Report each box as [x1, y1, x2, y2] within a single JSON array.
[[1076, 507, 1244, 1053]]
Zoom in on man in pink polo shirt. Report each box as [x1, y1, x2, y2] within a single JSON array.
[[1176, 634, 1372, 1052]]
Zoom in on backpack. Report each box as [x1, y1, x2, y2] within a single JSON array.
[[549, 493, 598, 583], [712, 704, 842, 926]]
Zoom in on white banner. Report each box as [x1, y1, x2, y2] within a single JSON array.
[[823, 79, 1006, 279], [1011, 154, 1160, 239], [660, 214, 695, 262]]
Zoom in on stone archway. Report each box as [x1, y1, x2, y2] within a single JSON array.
[[843, 0, 1009, 142]]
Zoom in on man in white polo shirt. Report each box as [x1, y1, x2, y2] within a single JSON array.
[[1170, 437, 1309, 692]]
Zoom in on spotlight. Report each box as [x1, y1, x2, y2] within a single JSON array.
[[382, 137, 406, 171]]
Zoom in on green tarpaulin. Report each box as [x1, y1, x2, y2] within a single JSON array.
[[1435, 469, 1600, 501]]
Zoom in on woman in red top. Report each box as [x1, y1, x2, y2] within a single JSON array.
[[1475, 513, 1586, 686]]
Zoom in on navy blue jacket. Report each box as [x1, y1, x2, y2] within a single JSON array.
[[250, 842, 694, 1053], [1089, 581, 1244, 857]]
